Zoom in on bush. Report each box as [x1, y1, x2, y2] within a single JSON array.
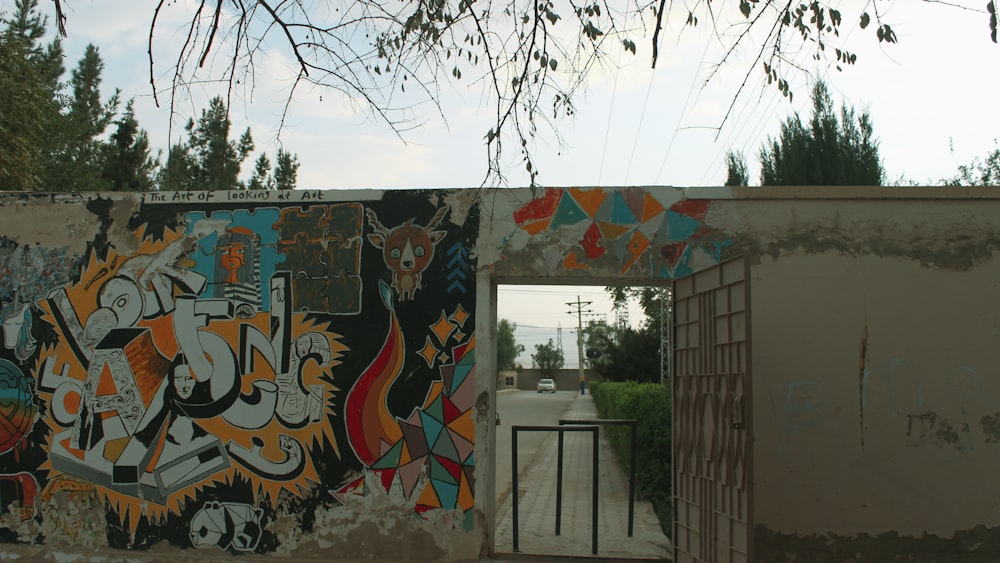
[[589, 381, 672, 537]]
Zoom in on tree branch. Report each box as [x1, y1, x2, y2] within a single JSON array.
[[52, 0, 66, 36], [650, 0, 668, 67], [149, 0, 166, 108], [259, 0, 310, 77], [199, 0, 224, 68]]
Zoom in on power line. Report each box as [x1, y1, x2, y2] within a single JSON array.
[[655, 19, 715, 184]]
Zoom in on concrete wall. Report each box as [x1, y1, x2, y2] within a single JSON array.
[[0, 186, 998, 560], [740, 195, 1000, 560]]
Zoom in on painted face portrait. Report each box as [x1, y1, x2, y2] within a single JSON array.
[[173, 364, 196, 400], [220, 242, 246, 283]]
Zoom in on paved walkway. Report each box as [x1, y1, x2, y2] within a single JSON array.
[[493, 394, 672, 560]]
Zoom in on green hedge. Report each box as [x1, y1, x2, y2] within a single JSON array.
[[589, 381, 671, 537]]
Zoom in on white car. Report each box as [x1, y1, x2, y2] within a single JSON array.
[[536, 378, 556, 393]]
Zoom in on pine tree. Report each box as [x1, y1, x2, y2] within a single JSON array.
[[159, 143, 193, 192], [47, 43, 120, 190], [102, 100, 157, 191], [247, 153, 272, 190], [724, 150, 749, 186], [161, 97, 254, 191], [273, 149, 299, 190], [0, 0, 63, 191], [758, 80, 884, 186]]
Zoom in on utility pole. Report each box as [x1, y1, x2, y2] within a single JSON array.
[[567, 296, 592, 395], [614, 298, 629, 340], [659, 288, 670, 385]]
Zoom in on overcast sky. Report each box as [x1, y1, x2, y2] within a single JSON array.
[[497, 285, 652, 370], [38, 0, 1000, 366], [48, 0, 1000, 190]]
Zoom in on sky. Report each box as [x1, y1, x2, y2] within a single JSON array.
[[42, 0, 1000, 191], [24, 0, 1000, 365]]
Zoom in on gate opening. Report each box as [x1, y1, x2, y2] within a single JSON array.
[[491, 283, 672, 560]]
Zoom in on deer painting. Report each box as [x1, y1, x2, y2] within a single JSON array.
[[366, 206, 448, 300]]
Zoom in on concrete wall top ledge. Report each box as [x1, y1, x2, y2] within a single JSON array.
[[3, 185, 1000, 204], [728, 186, 1000, 199]]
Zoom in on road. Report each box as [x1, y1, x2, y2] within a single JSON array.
[[494, 389, 577, 507]]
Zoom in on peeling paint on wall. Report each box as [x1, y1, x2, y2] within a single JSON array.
[[755, 524, 1000, 562], [495, 187, 733, 278]]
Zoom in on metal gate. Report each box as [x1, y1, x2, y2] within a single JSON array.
[[672, 256, 751, 563]]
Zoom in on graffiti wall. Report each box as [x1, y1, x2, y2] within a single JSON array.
[[7, 184, 999, 561], [0, 190, 478, 556]]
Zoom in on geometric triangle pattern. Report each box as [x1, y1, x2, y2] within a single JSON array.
[[450, 410, 475, 444], [461, 464, 476, 498], [621, 230, 650, 274], [416, 478, 440, 510], [399, 419, 429, 460], [425, 395, 445, 423], [611, 191, 640, 225], [432, 430, 460, 461], [432, 479, 459, 510], [431, 455, 461, 484], [549, 192, 588, 230], [348, 329, 478, 521], [439, 364, 456, 397], [449, 364, 473, 396], [372, 440, 404, 469], [512, 187, 727, 278], [666, 209, 702, 241], [419, 410, 444, 450], [451, 339, 473, 364], [580, 223, 606, 259], [567, 187, 607, 218], [398, 458, 425, 499], [450, 369, 476, 414], [513, 188, 562, 227], [378, 468, 396, 493], [441, 395, 461, 423], [448, 428, 475, 462]]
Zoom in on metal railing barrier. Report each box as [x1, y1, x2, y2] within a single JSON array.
[[559, 418, 638, 537], [511, 424, 600, 555]]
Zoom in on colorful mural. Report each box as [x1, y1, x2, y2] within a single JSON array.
[[366, 206, 449, 301], [0, 191, 478, 554], [337, 281, 476, 519], [508, 187, 730, 277]]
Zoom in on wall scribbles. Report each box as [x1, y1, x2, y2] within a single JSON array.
[[0, 191, 478, 553]]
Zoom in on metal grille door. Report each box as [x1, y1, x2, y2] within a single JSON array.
[[672, 256, 751, 563]]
